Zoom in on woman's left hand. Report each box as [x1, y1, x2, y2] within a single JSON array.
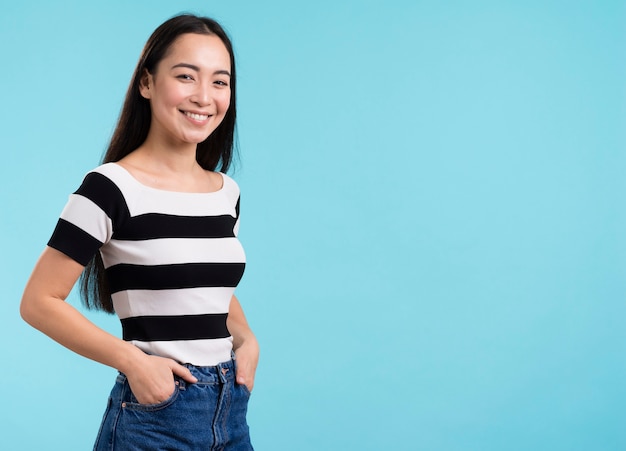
[[234, 338, 259, 392], [228, 295, 259, 392]]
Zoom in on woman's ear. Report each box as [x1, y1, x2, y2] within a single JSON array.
[[139, 69, 152, 99]]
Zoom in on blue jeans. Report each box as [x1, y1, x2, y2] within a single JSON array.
[[93, 359, 253, 450]]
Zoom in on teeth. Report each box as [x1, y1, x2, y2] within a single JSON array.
[[184, 112, 209, 120]]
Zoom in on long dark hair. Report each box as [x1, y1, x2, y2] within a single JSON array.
[[80, 14, 238, 313]]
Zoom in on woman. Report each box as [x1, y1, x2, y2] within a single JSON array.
[[20, 14, 258, 450]]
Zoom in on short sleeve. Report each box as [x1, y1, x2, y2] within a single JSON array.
[[48, 171, 129, 266]]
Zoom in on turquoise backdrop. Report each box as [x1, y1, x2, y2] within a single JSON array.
[[1, 0, 624, 449]]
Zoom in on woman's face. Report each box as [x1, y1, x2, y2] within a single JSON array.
[[140, 33, 232, 146]]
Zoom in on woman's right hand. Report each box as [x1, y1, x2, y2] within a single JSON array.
[[124, 353, 198, 404], [20, 247, 198, 405]]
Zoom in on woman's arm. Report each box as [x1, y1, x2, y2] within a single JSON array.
[[227, 295, 259, 391], [20, 247, 197, 403]]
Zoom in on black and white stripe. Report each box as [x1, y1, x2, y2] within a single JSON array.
[[48, 163, 245, 366]]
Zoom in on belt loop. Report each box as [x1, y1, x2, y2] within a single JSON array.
[[218, 363, 227, 383], [178, 363, 193, 389], [219, 360, 236, 384]]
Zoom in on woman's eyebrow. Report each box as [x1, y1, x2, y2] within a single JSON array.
[[171, 62, 200, 71], [171, 63, 231, 77]]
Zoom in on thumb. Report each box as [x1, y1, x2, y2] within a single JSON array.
[[235, 362, 246, 385], [236, 362, 251, 387], [170, 362, 198, 383]]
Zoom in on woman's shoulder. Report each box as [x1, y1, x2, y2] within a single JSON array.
[[81, 162, 125, 182], [94, 161, 130, 175], [218, 171, 236, 187], [217, 172, 240, 196], [73, 163, 139, 204], [84, 162, 150, 192], [74, 163, 121, 189]]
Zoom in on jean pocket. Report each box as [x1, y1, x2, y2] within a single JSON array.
[[123, 381, 180, 412], [239, 382, 252, 398]]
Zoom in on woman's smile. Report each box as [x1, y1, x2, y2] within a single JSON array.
[[181, 110, 211, 122]]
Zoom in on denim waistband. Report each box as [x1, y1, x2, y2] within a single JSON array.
[[116, 358, 236, 389]]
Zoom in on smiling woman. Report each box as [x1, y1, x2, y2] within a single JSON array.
[[137, 33, 232, 153], [19, 14, 257, 451]]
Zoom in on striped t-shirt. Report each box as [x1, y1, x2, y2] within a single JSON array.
[[48, 163, 246, 366]]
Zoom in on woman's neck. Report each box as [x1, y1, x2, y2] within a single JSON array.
[[134, 131, 199, 173], [116, 140, 221, 193]]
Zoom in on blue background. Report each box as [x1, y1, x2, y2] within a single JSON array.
[[1, 0, 624, 449]]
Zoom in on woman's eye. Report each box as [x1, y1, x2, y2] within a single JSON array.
[[214, 80, 229, 87], [177, 74, 194, 81]]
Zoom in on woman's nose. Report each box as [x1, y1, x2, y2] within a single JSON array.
[[190, 83, 212, 106]]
